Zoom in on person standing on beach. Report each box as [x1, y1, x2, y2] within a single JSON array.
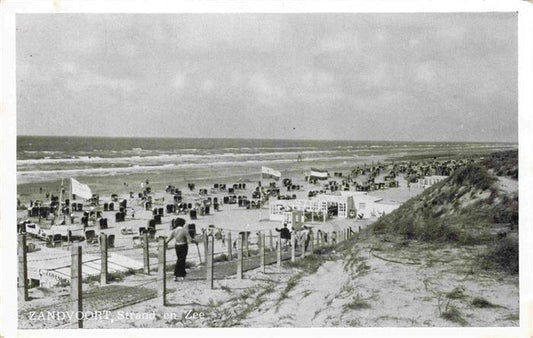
[[300, 226, 310, 252], [275, 223, 291, 250], [166, 223, 197, 281]]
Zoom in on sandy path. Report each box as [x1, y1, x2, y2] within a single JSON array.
[[496, 176, 518, 194], [245, 260, 348, 327]]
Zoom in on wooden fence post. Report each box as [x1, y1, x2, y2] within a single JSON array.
[[277, 233, 282, 272], [18, 234, 29, 302], [203, 235, 208, 264], [100, 233, 108, 285], [206, 235, 214, 289], [71, 243, 83, 328], [302, 233, 308, 258], [143, 232, 150, 274], [269, 230, 273, 251], [244, 232, 249, 257], [227, 232, 232, 261], [260, 233, 266, 273], [291, 235, 296, 262], [237, 233, 244, 280], [158, 237, 167, 306]]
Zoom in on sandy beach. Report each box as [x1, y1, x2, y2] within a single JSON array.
[[18, 170, 519, 329], [16, 144, 519, 329]]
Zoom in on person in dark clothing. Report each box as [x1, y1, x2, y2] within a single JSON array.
[[275, 223, 291, 249], [166, 223, 196, 281]]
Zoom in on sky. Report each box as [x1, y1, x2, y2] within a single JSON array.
[[16, 13, 517, 142]]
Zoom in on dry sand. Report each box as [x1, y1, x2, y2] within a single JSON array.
[[17, 172, 518, 329]]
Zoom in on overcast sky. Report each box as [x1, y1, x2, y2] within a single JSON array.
[[16, 13, 517, 142]]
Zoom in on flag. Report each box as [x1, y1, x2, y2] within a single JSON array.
[[71, 178, 92, 199], [261, 166, 281, 180], [310, 168, 329, 179]]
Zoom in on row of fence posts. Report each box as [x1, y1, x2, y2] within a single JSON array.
[[18, 226, 357, 328], [158, 226, 356, 304]]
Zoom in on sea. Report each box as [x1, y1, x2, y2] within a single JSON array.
[[17, 136, 516, 186]]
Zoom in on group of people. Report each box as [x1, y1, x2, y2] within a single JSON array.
[[162, 221, 354, 282], [275, 223, 312, 252]]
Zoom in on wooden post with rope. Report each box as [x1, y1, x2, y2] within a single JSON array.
[[143, 232, 150, 274], [158, 237, 167, 306], [71, 243, 83, 328], [100, 233, 108, 285], [227, 232, 232, 261], [18, 234, 29, 302], [277, 233, 282, 272], [291, 235, 296, 262], [206, 235, 214, 289], [237, 233, 244, 280], [260, 233, 266, 273]]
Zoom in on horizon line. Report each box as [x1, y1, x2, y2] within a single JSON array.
[[16, 134, 518, 145]]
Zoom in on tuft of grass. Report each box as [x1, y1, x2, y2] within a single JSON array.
[[302, 290, 313, 298], [279, 274, 301, 301], [83, 268, 138, 283], [441, 305, 468, 326], [356, 262, 371, 273], [481, 236, 518, 274], [220, 285, 232, 293], [504, 313, 519, 321], [471, 297, 498, 308], [341, 282, 354, 294], [346, 319, 360, 326], [214, 254, 228, 263], [284, 254, 326, 274], [342, 294, 371, 311]]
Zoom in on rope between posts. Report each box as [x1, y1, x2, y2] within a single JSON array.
[[21, 232, 345, 321]]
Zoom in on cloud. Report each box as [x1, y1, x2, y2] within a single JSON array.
[[172, 73, 187, 91], [63, 67, 136, 95], [16, 13, 517, 142]]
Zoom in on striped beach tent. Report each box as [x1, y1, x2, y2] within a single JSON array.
[[309, 168, 329, 180]]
